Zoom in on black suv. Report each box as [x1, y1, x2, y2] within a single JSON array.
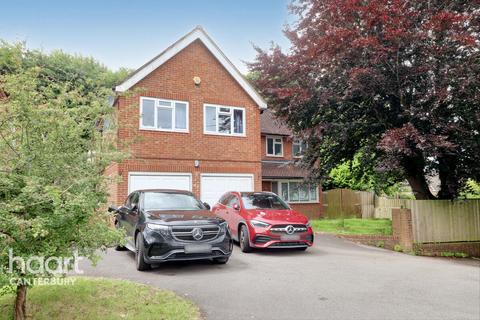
[[109, 189, 233, 270]]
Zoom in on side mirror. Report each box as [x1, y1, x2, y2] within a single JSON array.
[[108, 205, 118, 212], [203, 202, 211, 210], [232, 203, 240, 211]]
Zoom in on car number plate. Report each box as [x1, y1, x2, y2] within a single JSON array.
[[184, 244, 212, 254], [281, 234, 300, 241]]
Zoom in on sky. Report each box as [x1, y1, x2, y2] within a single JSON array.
[[0, 0, 293, 73]]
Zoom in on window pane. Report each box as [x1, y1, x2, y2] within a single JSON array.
[[158, 100, 171, 107], [267, 138, 274, 155], [289, 182, 299, 201], [233, 109, 244, 134], [218, 114, 231, 134], [205, 106, 217, 132], [299, 184, 309, 201], [175, 102, 187, 129], [293, 142, 301, 156], [310, 185, 317, 201], [141, 99, 155, 127], [274, 142, 282, 155], [219, 107, 231, 113], [281, 182, 289, 201], [157, 107, 172, 129], [271, 181, 279, 195]]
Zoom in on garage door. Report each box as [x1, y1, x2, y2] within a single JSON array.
[[128, 172, 192, 194], [200, 174, 254, 207]]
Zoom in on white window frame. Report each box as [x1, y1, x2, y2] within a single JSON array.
[[139, 96, 189, 133], [203, 104, 246, 137], [266, 135, 284, 157], [292, 139, 307, 158], [266, 179, 319, 204]]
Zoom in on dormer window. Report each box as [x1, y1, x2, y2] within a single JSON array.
[[266, 136, 283, 157]]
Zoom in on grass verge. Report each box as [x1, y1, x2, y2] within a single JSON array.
[[311, 218, 392, 235], [0, 277, 200, 320]]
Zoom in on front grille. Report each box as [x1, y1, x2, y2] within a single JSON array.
[[270, 224, 308, 234], [171, 225, 220, 242], [269, 241, 308, 248], [168, 251, 222, 260], [254, 235, 271, 244]]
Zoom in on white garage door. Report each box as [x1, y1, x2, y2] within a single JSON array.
[[128, 172, 192, 194], [200, 174, 254, 207]]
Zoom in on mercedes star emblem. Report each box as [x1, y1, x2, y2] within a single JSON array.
[[286, 225, 295, 235], [192, 227, 204, 241]]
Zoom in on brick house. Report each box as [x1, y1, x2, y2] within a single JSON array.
[[107, 26, 322, 218]]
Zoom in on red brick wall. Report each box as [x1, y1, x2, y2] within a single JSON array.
[[104, 162, 119, 205], [114, 40, 262, 204]]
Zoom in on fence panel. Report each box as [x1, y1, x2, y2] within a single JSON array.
[[323, 189, 373, 219], [374, 197, 411, 219], [410, 200, 480, 243]]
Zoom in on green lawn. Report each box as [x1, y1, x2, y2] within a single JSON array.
[[0, 277, 200, 320], [311, 218, 392, 235]]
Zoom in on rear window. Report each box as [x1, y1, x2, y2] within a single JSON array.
[[241, 193, 289, 210], [143, 192, 205, 211]]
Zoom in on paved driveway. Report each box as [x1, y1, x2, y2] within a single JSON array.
[[80, 234, 480, 320]]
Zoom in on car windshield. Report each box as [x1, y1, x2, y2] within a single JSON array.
[[143, 192, 205, 211], [241, 193, 290, 210]]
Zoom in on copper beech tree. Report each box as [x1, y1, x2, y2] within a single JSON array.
[[249, 0, 480, 199]]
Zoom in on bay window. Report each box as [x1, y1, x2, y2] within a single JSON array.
[[204, 104, 245, 136], [270, 180, 318, 203], [140, 97, 188, 132]]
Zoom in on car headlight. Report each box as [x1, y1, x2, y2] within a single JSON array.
[[146, 223, 170, 236], [250, 220, 270, 228], [306, 221, 311, 227], [219, 221, 228, 229]]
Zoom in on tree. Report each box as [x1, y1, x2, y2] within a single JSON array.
[[0, 43, 124, 319], [325, 153, 402, 196], [248, 0, 480, 199]]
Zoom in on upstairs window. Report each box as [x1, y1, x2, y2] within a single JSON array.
[[204, 104, 245, 136], [266, 136, 283, 157], [140, 97, 188, 132], [292, 139, 307, 157]]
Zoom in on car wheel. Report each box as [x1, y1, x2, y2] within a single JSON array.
[[239, 225, 252, 253], [212, 257, 229, 264], [135, 232, 151, 271], [114, 221, 127, 251]]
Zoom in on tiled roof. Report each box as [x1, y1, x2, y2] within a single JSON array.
[[262, 161, 309, 179], [261, 109, 292, 136]]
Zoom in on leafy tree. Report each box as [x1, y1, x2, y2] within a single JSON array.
[[0, 42, 124, 319], [325, 153, 402, 196], [249, 0, 480, 199]]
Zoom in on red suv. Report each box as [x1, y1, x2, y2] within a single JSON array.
[[212, 191, 314, 252]]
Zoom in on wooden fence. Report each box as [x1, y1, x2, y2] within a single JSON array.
[[323, 189, 480, 243], [322, 189, 374, 219]]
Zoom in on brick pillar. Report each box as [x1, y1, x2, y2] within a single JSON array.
[[392, 208, 414, 252]]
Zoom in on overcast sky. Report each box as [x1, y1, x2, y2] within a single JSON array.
[[1, 0, 293, 73]]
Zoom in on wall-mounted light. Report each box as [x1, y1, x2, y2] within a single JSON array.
[[194, 160, 200, 167], [193, 76, 201, 86]]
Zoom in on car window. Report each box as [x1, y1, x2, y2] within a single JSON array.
[[130, 192, 139, 208], [143, 192, 205, 211], [220, 194, 233, 206], [241, 193, 289, 210], [226, 195, 239, 208]]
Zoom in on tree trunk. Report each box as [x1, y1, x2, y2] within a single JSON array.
[[406, 175, 435, 200], [14, 284, 27, 320]]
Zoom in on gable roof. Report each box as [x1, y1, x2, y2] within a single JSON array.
[[261, 109, 292, 136], [115, 26, 267, 110]]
